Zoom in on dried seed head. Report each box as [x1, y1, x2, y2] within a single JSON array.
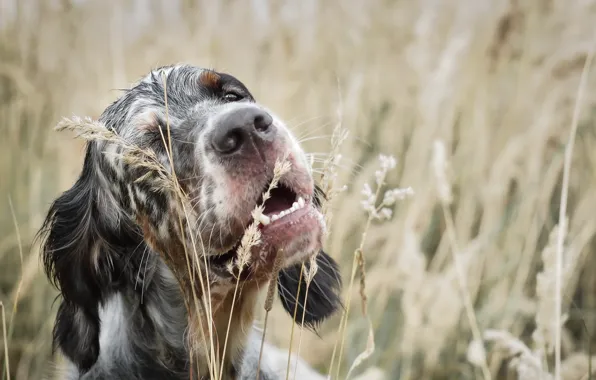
[[360, 156, 413, 221], [231, 156, 292, 272]]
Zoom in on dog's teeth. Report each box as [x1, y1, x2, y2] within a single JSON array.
[[264, 200, 307, 224], [257, 213, 270, 225]]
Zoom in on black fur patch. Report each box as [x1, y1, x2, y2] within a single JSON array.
[[53, 302, 100, 372], [277, 250, 343, 329], [37, 144, 151, 372]]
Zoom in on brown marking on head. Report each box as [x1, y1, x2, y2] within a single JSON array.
[[199, 70, 221, 89]]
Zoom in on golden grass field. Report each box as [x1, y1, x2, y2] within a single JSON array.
[[1, 0, 596, 379]]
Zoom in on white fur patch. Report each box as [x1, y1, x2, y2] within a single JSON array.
[[134, 186, 147, 205], [96, 294, 131, 366], [240, 328, 326, 379], [127, 184, 137, 212]]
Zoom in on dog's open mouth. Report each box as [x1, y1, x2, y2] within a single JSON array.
[[208, 180, 324, 274], [255, 183, 306, 227]]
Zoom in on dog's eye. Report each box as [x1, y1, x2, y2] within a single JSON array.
[[223, 92, 243, 102]]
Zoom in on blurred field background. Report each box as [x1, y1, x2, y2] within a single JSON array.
[[2, 0, 596, 379]]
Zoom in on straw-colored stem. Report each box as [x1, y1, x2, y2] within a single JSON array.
[[553, 47, 594, 379], [1, 302, 10, 380], [257, 250, 284, 380], [285, 266, 304, 380]]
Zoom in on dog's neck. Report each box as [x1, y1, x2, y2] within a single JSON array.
[[184, 279, 262, 380], [134, 210, 269, 379]]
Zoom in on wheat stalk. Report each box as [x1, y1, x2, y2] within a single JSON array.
[[256, 249, 285, 380], [331, 154, 413, 379], [0, 302, 9, 380], [55, 117, 177, 193], [285, 266, 303, 380], [553, 46, 595, 380], [219, 156, 292, 380], [433, 140, 492, 380], [164, 81, 216, 377], [292, 258, 318, 379]]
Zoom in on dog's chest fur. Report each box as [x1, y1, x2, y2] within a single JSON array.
[[55, 261, 278, 380]]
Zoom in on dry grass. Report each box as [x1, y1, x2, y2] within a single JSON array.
[[2, 0, 596, 379]]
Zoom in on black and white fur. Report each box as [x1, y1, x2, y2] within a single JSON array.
[[38, 65, 342, 380]]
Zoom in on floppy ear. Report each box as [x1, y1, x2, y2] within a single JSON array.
[[38, 143, 142, 372], [276, 184, 343, 329], [277, 250, 343, 330]]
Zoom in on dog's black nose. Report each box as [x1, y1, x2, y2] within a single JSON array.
[[211, 107, 274, 155]]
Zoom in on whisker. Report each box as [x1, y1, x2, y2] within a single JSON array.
[[297, 135, 334, 144], [288, 116, 329, 135]]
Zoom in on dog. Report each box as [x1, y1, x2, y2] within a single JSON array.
[[38, 64, 342, 380]]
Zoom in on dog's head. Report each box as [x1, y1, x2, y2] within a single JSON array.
[[39, 65, 341, 371]]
